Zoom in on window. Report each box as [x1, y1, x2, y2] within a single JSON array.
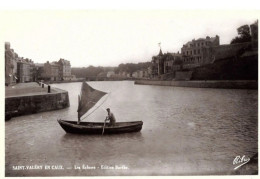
[[194, 50, 196, 55]]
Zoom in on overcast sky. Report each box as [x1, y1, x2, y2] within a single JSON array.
[[1, 10, 258, 67]]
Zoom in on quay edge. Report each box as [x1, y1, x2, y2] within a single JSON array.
[[5, 88, 70, 120], [134, 80, 258, 89]]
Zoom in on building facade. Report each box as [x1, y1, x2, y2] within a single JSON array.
[[43, 61, 60, 81], [164, 52, 182, 73], [107, 71, 115, 78], [132, 71, 138, 78], [17, 58, 34, 83], [5, 42, 17, 85], [58, 58, 72, 80], [181, 35, 220, 65], [34, 63, 45, 80], [151, 50, 183, 76]]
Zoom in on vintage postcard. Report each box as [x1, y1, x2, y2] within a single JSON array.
[[1, 4, 259, 178]]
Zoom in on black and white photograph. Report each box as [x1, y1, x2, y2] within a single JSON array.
[[1, 2, 259, 177]]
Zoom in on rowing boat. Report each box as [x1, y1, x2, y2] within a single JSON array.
[[57, 82, 143, 135], [58, 119, 143, 134]]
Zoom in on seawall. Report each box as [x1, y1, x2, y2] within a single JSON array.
[[135, 80, 258, 89], [5, 83, 70, 119]]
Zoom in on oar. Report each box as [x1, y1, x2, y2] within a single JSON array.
[[102, 120, 106, 135]]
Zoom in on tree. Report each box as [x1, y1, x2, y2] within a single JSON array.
[[71, 66, 115, 78], [114, 62, 152, 74], [230, 24, 251, 44]]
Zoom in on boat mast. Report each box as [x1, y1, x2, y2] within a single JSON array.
[[77, 94, 81, 123]]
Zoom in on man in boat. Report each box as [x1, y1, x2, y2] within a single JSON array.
[[105, 108, 116, 126]]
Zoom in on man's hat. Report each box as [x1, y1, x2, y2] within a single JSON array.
[[106, 108, 110, 111]]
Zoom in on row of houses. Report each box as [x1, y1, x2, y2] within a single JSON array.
[[112, 69, 152, 79], [151, 21, 258, 78], [5, 42, 35, 85], [5, 42, 74, 85], [36, 59, 74, 81]]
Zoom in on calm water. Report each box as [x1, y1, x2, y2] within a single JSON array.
[[5, 81, 258, 176]]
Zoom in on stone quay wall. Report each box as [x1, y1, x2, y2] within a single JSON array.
[[135, 80, 257, 89], [175, 71, 193, 80], [5, 89, 70, 118]]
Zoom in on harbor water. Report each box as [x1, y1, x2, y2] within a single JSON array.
[[5, 81, 258, 176]]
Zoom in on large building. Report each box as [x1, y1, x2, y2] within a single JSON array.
[[5, 42, 36, 84], [151, 50, 183, 76], [43, 61, 61, 81], [164, 52, 182, 73], [40, 59, 73, 81], [34, 63, 45, 80], [181, 35, 220, 65], [5, 42, 17, 85], [17, 58, 34, 83], [58, 58, 72, 80]]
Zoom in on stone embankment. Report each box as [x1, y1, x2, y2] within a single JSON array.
[[135, 80, 257, 89], [5, 82, 70, 120]]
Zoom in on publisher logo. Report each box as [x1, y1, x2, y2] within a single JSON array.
[[233, 155, 250, 170]]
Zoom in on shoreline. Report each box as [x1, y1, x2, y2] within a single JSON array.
[[44, 79, 258, 90], [134, 80, 258, 89]]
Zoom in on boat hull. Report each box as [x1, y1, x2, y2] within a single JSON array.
[[57, 119, 143, 134]]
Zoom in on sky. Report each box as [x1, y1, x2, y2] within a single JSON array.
[[1, 10, 258, 67]]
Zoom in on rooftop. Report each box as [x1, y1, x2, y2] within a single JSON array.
[[35, 63, 44, 67], [183, 35, 219, 47], [59, 58, 71, 65]]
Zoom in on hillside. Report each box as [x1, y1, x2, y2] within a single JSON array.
[[191, 53, 258, 81]]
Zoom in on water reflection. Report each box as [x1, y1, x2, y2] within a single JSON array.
[[5, 81, 258, 176], [61, 132, 144, 142]]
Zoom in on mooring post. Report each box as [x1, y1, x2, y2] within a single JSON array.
[[48, 85, 51, 93], [42, 83, 44, 88]]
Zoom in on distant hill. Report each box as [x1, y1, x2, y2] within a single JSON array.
[[72, 62, 152, 78], [114, 62, 152, 74], [71, 66, 115, 78]]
